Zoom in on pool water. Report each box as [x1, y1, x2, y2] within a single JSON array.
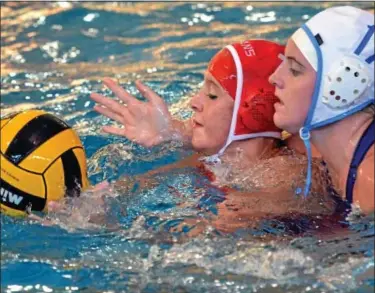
[[1, 2, 374, 293]]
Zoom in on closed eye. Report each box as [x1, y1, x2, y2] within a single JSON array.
[[207, 93, 218, 100], [289, 67, 301, 77], [287, 58, 303, 77]]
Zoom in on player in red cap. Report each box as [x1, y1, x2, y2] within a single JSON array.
[[191, 39, 284, 161], [91, 40, 287, 162]]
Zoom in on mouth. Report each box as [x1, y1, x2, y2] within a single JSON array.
[[274, 101, 283, 110], [274, 93, 284, 105], [192, 118, 203, 128], [273, 94, 285, 111]]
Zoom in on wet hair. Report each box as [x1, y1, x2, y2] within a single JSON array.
[[362, 104, 375, 117], [276, 138, 286, 148]]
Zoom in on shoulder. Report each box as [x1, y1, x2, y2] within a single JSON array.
[[251, 151, 315, 191], [265, 151, 331, 198], [353, 147, 374, 214]]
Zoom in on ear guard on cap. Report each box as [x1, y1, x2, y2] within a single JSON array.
[[239, 82, 280, 133], [322, 56, 373, 109]]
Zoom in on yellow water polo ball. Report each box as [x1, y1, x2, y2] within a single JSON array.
[[0, 109, 90, 217]]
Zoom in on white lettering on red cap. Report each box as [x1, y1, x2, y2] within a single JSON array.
[[242, 40, 256, 57]]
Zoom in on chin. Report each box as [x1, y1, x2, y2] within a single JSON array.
[[273, 112, 285, 130], [191, 137, 205, 152], [274, 113, 299, 135], [191, 139, 219, 155]]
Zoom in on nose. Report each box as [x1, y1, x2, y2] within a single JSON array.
[[269, 64, 284, 89], [190, 92, 203, 112]]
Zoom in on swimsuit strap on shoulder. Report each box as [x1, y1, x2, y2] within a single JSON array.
[[346, 120, 375, 204]]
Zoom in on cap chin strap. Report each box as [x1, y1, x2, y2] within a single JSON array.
[[201, 45, 244, 164], [218, 45, 244, 157], [299, 127, 312, 197], [296, 24, 325, 197]]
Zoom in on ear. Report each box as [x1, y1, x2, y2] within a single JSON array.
[[238, 81, 280, 133]]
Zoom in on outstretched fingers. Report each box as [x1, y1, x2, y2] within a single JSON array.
[[90, 92, 124, 114], [102, 125, 143, 144], [103, 77, 140, 106], [102, 125, 129, 138], [135, 80, 164, 105], [94, 105, 124, 125]]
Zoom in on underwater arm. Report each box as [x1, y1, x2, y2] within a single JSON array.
[[211, 156, 337, 234], [112, 153, 201, 194], [211, 183, 336, 234], [168, 184, 334, 236]]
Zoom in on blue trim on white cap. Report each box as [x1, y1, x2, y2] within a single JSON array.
[[298, 23, 325, 197], [301, 24, 324, 128], [310, 99, 374, 130], [354, 25, 374, 56], [366, 54, 374, 64]]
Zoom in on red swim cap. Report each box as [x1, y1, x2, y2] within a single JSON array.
[[208, 40, 284, 143]]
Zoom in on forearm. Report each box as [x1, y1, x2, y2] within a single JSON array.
[[112, 154, 200, 195], [112, 174, 157, 195], [213, 184, 337, 234]]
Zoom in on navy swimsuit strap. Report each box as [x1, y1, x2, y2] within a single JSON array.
[[346, 120, 375, 204]]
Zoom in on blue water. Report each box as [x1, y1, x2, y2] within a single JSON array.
[[1, 2, 374, 293]]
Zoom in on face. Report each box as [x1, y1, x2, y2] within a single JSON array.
[[190, 72, 234, 154], [268, 39, 316, 134]]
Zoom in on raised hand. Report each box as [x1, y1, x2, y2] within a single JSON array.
[[90, 78, 177, 147]]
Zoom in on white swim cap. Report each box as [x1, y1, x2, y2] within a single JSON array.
[[292, 6, 374, 130], [291, 6, 374, 197]]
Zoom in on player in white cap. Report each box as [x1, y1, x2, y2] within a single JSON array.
[[269, 6, 374, 213]]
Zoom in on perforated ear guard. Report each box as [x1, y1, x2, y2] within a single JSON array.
[[322, 55, 373, 109]]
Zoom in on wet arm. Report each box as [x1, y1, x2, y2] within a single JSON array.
[[112, 153, 201, 194], [169, 117, 193, 148]]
